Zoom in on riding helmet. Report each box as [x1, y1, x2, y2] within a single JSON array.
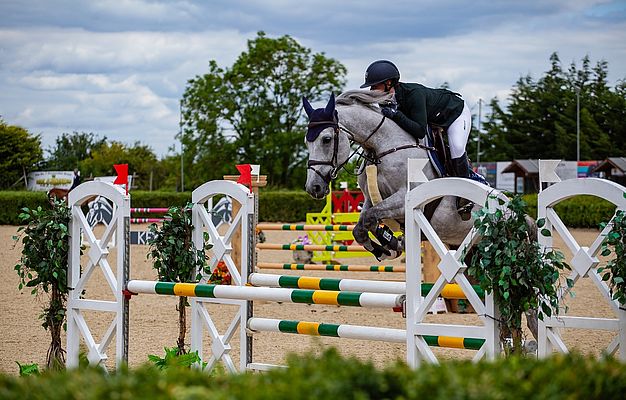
[[360, 60, 400, 88]]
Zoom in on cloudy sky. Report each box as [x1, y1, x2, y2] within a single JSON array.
[[1, 0, 625, 157]]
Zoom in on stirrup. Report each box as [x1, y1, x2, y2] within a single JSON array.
[[456, 198, 473, 221]]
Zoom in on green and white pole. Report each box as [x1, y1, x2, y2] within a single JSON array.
[[249, 273, 484, 298], [248, 318, 485, 350], [127, 280, 404, 308]]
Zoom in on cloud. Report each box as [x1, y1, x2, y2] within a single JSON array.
[[0, 26, 252, 154], [1, 1, 625, 158], [323, 7, 626, 108]]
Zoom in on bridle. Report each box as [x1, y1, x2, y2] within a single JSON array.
[[306, 117, 343, 184], [307, 111, 433, 184], [306, 114, 384, 184]]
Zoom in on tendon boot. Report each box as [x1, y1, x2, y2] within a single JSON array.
[[451, 153, 474, 221], [374, 224, 400, 259]]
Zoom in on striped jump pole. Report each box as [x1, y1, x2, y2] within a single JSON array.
[[248, 318, 485, 350], [130, 218, 166, 224], [127, 280, 404, 308], [130, 207, 169, 213], [257, 223, 354, 232], [249, 273, 485, 299], [257, 243, 367, 252], [249, 318, 405, 343], [250, 273, 404, 294], [257, 262, 404, 273]]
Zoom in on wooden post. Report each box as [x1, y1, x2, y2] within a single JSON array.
[[422, 241, 472, 313], [223, 175, 267, 271], [421, 241, 440, 283]]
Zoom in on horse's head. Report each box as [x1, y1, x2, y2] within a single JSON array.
[[302, 94, 352, 199]]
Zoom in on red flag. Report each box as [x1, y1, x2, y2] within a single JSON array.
[[113, 164, 129, 194], [236, 164, 252, 190]]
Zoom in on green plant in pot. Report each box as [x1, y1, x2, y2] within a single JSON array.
[[147, 203, 211, 355], [467, 195, 571, 354], [14, 200, 72, 369]]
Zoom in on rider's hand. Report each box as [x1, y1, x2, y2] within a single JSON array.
[[381, 105, 398, 119]]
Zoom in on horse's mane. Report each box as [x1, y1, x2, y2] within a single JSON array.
[[336, 89, 393, 106]]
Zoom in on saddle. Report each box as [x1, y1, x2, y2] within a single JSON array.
[[426, 125, 484, 183], [425, 125, 453, 177]]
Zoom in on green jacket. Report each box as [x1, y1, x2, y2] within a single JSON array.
[[391, 82, 465, 140]]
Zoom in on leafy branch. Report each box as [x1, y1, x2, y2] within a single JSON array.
[[148, 347, 207, 370], [598, 192, 626, 305], [467, 195, 571, 354]]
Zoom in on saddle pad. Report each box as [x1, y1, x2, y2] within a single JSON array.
[[425, 127, 446, 178]]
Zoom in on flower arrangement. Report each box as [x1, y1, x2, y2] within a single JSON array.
[[294, 235, 311, 246], [208, 261, 232, 285]]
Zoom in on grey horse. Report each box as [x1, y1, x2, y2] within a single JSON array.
[[303, 89, 476, 260], [303, 90, 539, 342]]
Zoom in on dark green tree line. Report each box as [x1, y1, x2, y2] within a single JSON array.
[[0, 119, 43, 189], [476, 53, 626, 161], [45, 131, 108, 171], [180, 31, 347, 188], [45, 132, 172, 191]]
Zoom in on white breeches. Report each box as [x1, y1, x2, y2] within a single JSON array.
[[447, 102, 471, 159]]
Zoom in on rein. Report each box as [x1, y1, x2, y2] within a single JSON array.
[[306, 113, 434, 184]]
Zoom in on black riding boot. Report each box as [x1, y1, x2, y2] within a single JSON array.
[[450, 153, 473, 220]]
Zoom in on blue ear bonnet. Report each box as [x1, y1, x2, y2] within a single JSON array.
[[306, 109, 338, 142], [302, 93, 338, 142]]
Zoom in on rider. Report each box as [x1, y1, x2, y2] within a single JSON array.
[[360, 60, 476, 184], [69, 168, 81, 191]]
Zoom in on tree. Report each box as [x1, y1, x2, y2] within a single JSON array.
[[45, 131, 107, 171], [0, 119, 43, 189], [80, 141, 159, 190], [181, 31, 346, 188], [481, 53, 625, 161]]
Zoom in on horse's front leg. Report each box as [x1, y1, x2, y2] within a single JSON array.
[[352, 191, 406, 261], [352, 200, 389, 260]]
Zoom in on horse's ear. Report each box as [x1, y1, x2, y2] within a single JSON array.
[[302, 96, 314, 117], [325, 93, 335, 115]]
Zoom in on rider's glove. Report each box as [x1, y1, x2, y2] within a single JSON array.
[[381, 105, 398, 119]]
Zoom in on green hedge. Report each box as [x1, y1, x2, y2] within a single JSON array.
[[521, 194, 616, 228], [258, 190, 324, 222], [1, 349, 625, 399], [0, 191, 48, 225], [129, 191, 192, 208], [0, 190, 617, 227]]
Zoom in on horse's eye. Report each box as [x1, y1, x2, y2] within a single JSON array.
[[322, 136, 332, 144]]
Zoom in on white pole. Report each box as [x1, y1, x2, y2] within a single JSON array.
[[249, 273, 406, 294], [179, 101, 185, 192], [576, 87, 580, 163], [126, 280, 404, 308], [477, 98, 482, 163], [248, 318, 406, 343]]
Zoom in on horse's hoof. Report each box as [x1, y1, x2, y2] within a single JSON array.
[[378, 249, 401, 261], [457, 205, 473, 221]]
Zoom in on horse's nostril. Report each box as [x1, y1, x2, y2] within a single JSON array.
[[313, 184, 322, 193]]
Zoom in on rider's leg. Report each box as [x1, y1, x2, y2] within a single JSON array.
[[447, 102, 472, 177], [447, 103, 474, 219]]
